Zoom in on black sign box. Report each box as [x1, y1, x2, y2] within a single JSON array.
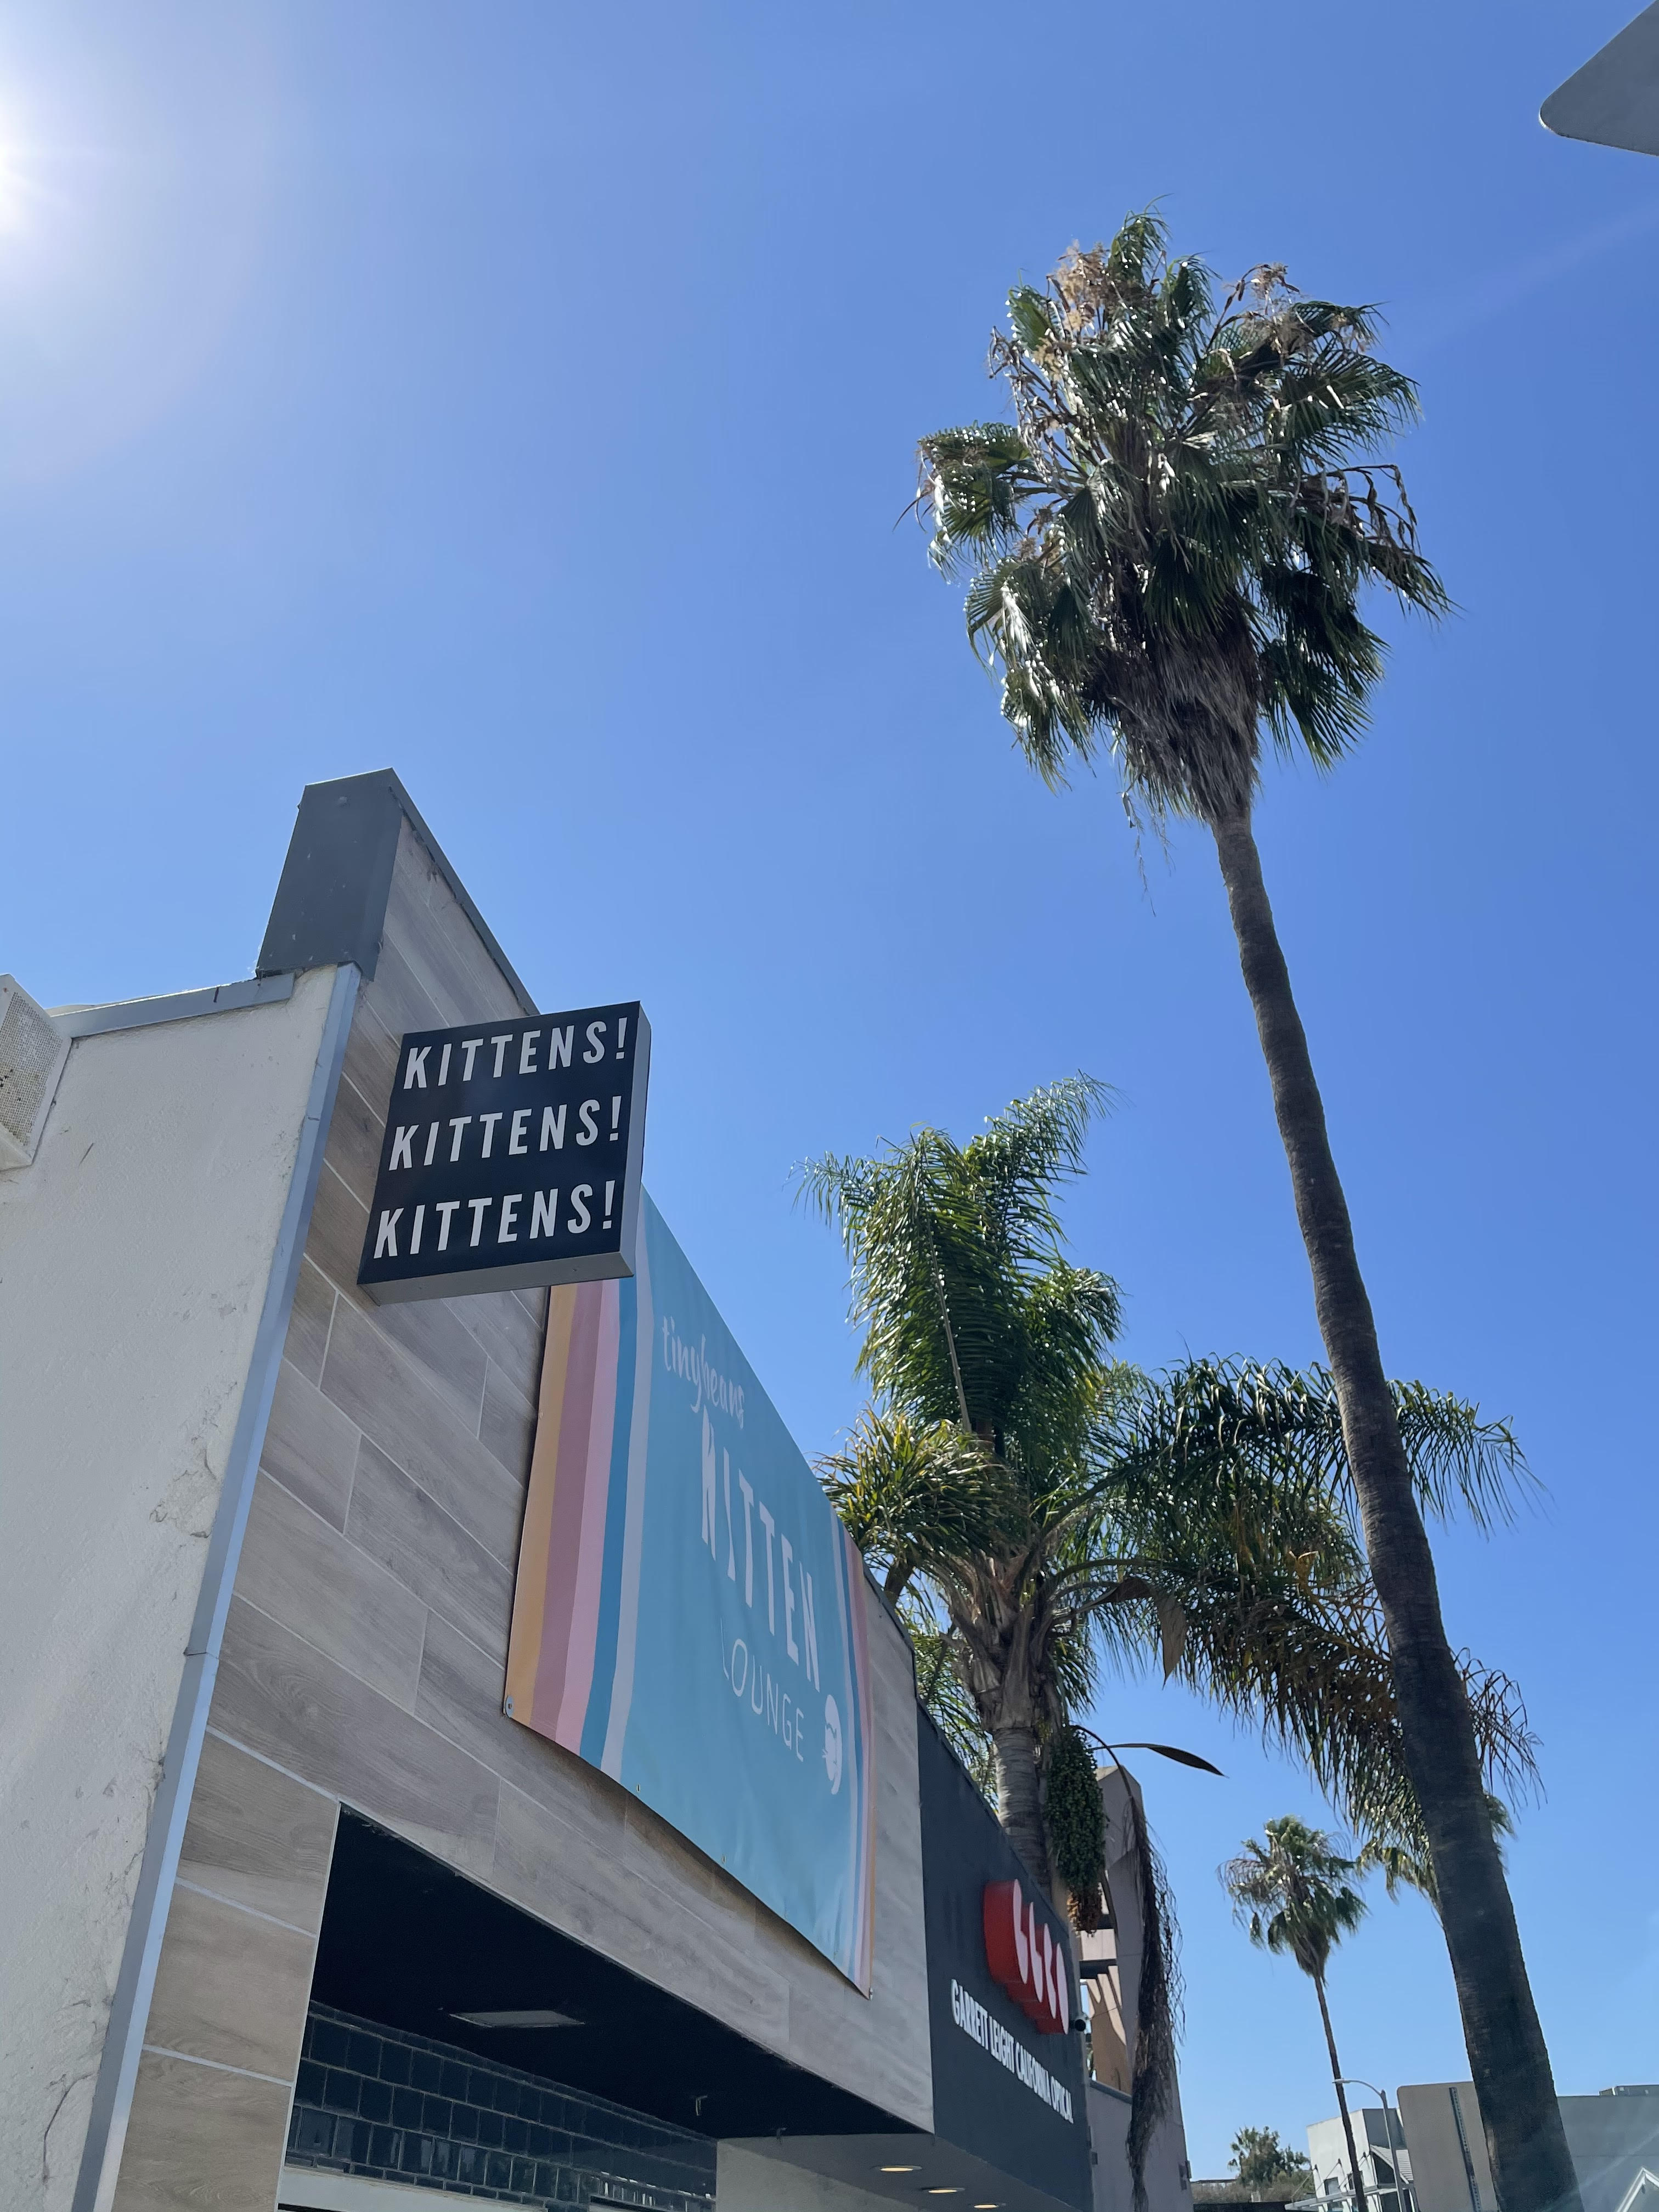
[[356, 1001, 650, 1304], [918, 1712, 1092, 2212]]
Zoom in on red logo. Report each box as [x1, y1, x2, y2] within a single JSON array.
[[982, 1878, 1068, 2035]]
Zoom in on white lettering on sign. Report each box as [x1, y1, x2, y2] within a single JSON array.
[[679, 1306, 825, 1780], [661, 1314, 746, 1426], [722, 1635, 807, 1763], [781, 1534, 799, 1661], [758, 1502, 776, 1632], [949, 1979, 1074, 2124], [362, 1000, 649, 1299]]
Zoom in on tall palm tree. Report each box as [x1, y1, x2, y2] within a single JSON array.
[[1222, 1818, 1369, 2212], [916, 216, 1576, 2212]]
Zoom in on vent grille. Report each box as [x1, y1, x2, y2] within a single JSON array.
[[0, 977, 70, 1168]]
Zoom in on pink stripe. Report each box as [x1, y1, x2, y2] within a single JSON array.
[[555, 1281, 619, 1747], [533, 1287, 602, 1734], [847, 1526, 877, 1990]]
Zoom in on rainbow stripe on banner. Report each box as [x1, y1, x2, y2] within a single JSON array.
[[505, 1195, 876, 1993]]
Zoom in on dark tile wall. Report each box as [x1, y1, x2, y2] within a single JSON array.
[[285, 2005, 716, 2209]]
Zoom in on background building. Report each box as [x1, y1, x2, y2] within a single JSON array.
[[1301, 2084, 1659, 2212], [1306, 2110, 1411, 2212]]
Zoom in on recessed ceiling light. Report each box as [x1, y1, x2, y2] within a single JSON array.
[[450, 2008, 582, 2030], [879, 2169, 918, 2176], [926, 2191, 961, 2197]]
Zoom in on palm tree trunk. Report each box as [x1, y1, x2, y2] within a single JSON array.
[[1313, 1968, 1366, 2212], [991, 1720, 1052, 1892], [1210, 804, 1580, 2212]]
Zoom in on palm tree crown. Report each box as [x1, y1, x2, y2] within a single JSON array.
[[801, 1073, 1120, 1465], [917, 211, 1447, 825], [1222, 1815, 1367, 1979]]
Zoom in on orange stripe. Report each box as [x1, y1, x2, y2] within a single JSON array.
[[535, 1283, 606, 1739], [505, 1286, 577, 1726]]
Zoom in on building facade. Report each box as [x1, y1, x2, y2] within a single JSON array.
[[1394, 2084, 1659, 2212], [1, 771, 1193, 2212], [1306, 2109, 1412, 2212], [1303, 2084, 1659, 2212]]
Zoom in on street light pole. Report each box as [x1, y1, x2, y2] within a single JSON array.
[[1336, 2079, 1411, 2212]]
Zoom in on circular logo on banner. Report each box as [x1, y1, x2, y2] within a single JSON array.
[[822, 1695, 843, 1793]]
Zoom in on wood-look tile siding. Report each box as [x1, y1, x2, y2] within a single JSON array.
[[112, 1736, 340, 2212], [114, 2056, 296, 2212], [127, 814, 932, 2208]]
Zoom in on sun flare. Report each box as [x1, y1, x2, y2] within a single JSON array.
[[0, 108, 40, 237]]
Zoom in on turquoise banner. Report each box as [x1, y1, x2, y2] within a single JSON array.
[[505, 1195, 876, 1990]]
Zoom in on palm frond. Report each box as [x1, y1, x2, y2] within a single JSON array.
[[817, 1408, 1013, 1601], [1220, 1815, 1367, 1980]]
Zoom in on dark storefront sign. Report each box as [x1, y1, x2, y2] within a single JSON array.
[[357, 1002, 649, 1302], [918, 1716, 1092, 2212]]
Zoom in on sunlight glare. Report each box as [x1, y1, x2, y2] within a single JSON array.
[[0, 102, 41, 238]]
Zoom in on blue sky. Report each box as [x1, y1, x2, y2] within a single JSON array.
[[2, 0, 1655, 2176]]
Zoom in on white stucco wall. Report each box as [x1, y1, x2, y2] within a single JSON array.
[[0, 970, 335, 2211]]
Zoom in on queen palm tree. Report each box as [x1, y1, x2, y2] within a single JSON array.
[[1222, 1819, 1369, 2212], [915, 217, 1576, 2212], [802, 1079, 1538, 2203], [804, 1079, 1534, 1877]]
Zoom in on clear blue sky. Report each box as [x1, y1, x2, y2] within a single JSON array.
[[2, 0, 1654, 2176]]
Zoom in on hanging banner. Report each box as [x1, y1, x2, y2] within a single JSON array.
[[504, 1195, 876, 1992]]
